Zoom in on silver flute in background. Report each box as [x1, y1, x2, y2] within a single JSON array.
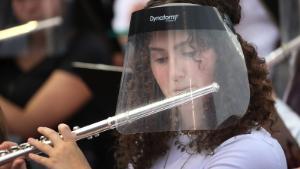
[[265, 35, 300, 67], [72, 62, 123, 72], [0, 16, 62, 41], [0, 82, 220, 165]]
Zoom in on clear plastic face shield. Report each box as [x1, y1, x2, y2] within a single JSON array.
[[116, 4, 250, 134], [0, 0, 71, 57]]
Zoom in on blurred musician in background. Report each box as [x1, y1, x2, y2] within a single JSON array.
[[0, 0, 118, 168]]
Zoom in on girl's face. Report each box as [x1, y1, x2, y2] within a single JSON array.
[[12, 0, 62, 22], [149, 31, 216, 97]]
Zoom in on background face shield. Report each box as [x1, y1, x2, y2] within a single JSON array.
[[0, 0, 70, 57], [116, 5, 250, 134]]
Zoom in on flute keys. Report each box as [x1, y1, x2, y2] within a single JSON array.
[[73, 126, 80, 131], [9, 146, 20, 152], [40, 136, 47, 141], [0, 143, 33, 158], [19, 143, 32, 149], [40, 136, 49, 142], [39, 136, 52, 145], [0, 150, 9, 156]]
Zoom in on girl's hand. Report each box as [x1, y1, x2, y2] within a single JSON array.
[[28, 124, 91, 169], [0, 141, 26, 169]]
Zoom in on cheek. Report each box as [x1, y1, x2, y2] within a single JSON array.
[[192, 50, 217, 85], [187, 61, 215, 86], [12, 3, 24, 19], [151, 64, 169, 93], [44, 1, 61, 15]]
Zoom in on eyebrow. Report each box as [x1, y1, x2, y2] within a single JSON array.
[[174, 40, 191, 50], [149, 40, 190, 51], [149, 47, 165, 52]]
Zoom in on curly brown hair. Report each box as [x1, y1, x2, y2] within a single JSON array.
[[115, 0, 275, 169]]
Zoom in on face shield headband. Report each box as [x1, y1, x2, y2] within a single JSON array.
[[129, 4, 234, 36]]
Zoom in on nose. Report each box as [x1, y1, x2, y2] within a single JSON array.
[[169, 56, 186, 82]]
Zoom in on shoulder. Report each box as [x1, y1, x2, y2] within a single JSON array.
[[58, 32, 112, 68], [205, 128, 287, 169]]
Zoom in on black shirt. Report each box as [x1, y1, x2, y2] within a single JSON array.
[[0, 33, 120, 169]]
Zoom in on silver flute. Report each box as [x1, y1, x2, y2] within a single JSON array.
[[0, 16, 63, 42], [265, 34, 300, 67], [0, 82, 220, 165]]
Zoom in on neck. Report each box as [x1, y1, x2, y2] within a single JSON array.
[[16, 32, 47, 72], [178, 100, 207, 130]]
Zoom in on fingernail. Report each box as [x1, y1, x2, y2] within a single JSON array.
[[37, 127, 44, 131], [28, 138, 34, 142]]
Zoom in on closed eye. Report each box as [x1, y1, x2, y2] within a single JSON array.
[[151, 52, 168, 64], [149, 47, 168, 64], [155, 57, 168, 63], [181, 50, 197, 58], [177, 44, 198, 58]]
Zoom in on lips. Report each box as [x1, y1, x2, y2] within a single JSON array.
[[173, 86, 197, 95]]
